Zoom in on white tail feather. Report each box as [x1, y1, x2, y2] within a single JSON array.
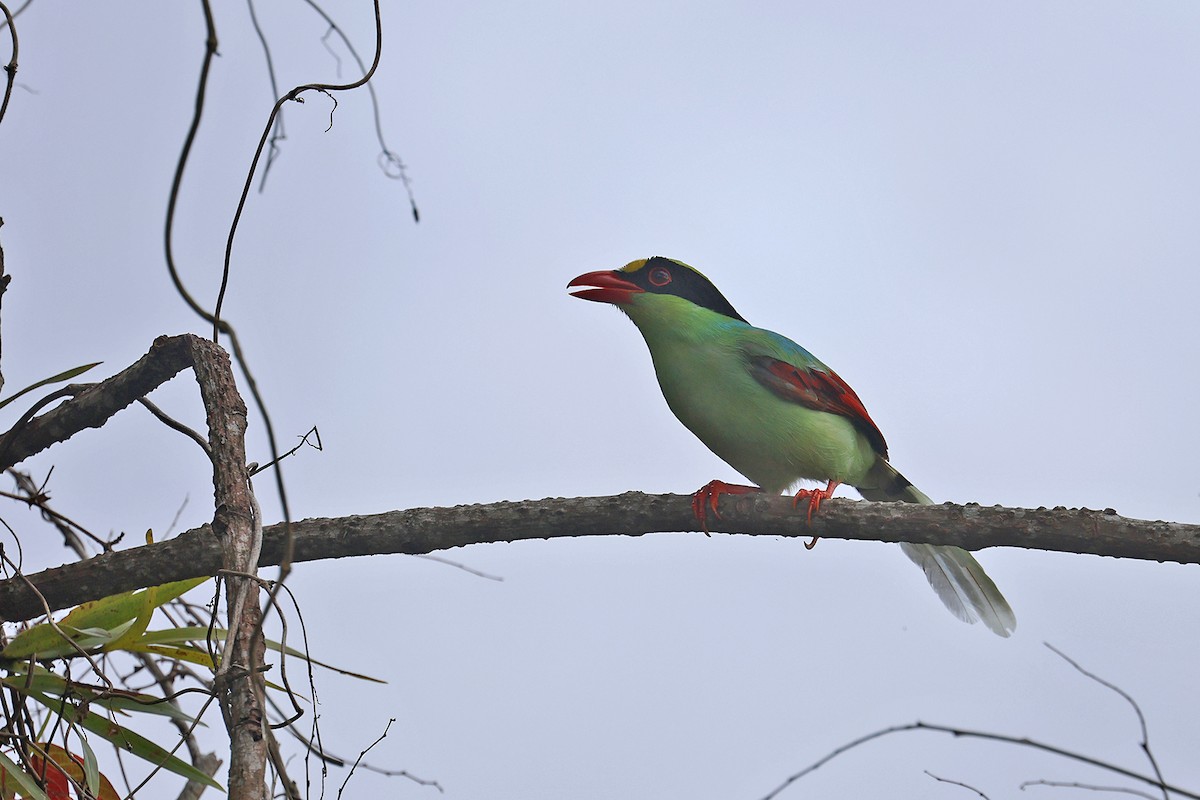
[[859, 460, 1016, 637], [899, 542, 1016, 637]]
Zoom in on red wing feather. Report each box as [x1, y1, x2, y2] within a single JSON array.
[[748, 356, 889, 458]]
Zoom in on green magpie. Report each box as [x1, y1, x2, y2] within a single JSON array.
[[568, 256, 1015, 636]]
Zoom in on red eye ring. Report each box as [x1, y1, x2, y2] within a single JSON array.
[[648, 266, 672, 287]]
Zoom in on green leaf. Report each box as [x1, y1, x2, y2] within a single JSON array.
[[124, 643, 216, 670], [77, 734, 101, 798], [103, 586, 155, 652], [265, 637, 385, 684], [25, 691, 223, 792], [0, 620, 100, 663], [137, 626, 386, 683], [0, 749, 49, 800], [2, 670, 203, 726], [135, 626, 221, 646], [72, 621, 135, 649], [61, 577, 207, 635], [1, 578, 209, 663], [0, 362, 102, 411]]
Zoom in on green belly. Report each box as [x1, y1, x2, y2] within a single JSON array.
[[650, 343, 877, 492]]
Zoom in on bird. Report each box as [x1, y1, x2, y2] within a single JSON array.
[[568, 256, 1015, 636]]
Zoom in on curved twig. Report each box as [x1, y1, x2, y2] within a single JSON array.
[[137, 397, 211, 457], [164, 0, 220, 325], [1044, 644, 1169, 800], [300, 0, 418, 221], [760, 721, 1199, 800], [1, 473, 112, 551], [0, 0, 30, 31], [1019, 779, 1160, 799], [245, 0, 287, 191], [247, 426, 320, 477], [0, 0, 17, 128], [0, 384, 78, 469], [212, 0, 384, 339], [925, 771, 989, 799]]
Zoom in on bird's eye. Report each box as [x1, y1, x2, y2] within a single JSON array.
[[648, 266, 672, 287]]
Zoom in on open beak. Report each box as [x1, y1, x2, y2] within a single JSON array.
[[567, 270, 644, 305]]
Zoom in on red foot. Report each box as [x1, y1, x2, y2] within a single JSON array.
[[792, 480, 839, 549], [691, 480, 762, 535]]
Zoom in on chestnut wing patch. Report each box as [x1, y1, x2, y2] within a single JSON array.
[[747, 355, 889, 458]]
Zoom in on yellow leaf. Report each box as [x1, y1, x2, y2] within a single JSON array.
[[1, 578, 210, 663]]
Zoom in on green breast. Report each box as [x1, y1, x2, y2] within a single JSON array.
[[625, 296, 878, 492]]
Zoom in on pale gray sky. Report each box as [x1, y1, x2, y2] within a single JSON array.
[[2, 2, 1199, 797]]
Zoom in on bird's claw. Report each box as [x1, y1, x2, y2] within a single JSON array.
[[792, 480, 840, 549], [691, 480, 761, 536]]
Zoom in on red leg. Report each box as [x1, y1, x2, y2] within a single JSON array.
[[691, 480, 762, 535], [792, 480, 839, 549]]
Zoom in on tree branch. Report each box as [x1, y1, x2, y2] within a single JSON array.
[[2, 492, 1196, 624], [189, 330, 265, 800], [0, 335, 196, 470], [0, 332, 268, 795], [0, 0, 17, 129], [759, 720, 1200, 800], [0, 216, 9, 396]]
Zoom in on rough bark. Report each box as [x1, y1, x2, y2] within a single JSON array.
[[188, 338, 264, 800], [0, 334, 196, 470], [2, 492, 1196, 624]]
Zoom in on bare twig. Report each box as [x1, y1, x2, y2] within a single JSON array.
[[248, 426, 320, 477], [301, 0, 419, 221], [0, 384, 79, 470], [0, 216, 9, 396], [925, 770, 990, 799], [212, 0, 385, 339], [245, 0, 287, 191], [7, 469, 90, 554], [0, 0, 29, 30], [164, 494, 191, 537], [123, 692, 220, 799], [164, 0, 220, 326], [278, 713, 443, 793], [134, 653, 204, 761], [265, 582, 324, 794], [260, 580, 310, 731], [263, 721, 302, 800], [759, 722, 1199, 800], [1019, 779, 1160, 799], [336, 718, 394, 798], [413, 553, 504, 582], [1044, 644, 1169, 800], [0, 0, 17, 128], [138, 397, 211, 456]]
